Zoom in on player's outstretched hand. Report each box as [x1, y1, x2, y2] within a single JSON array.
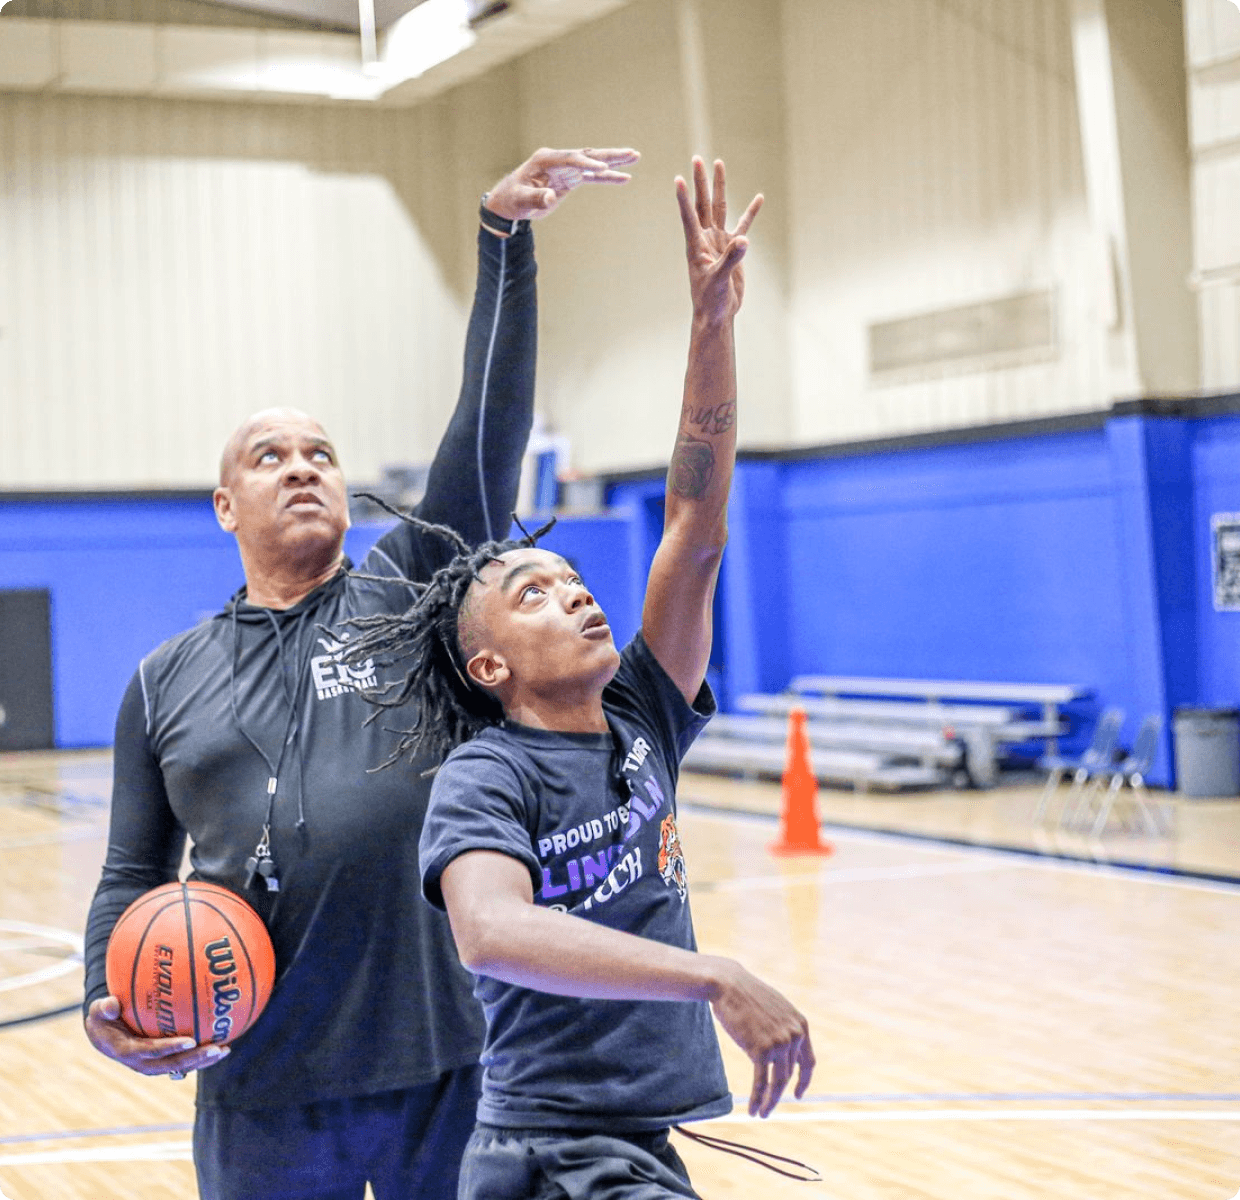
[[709, 960, 814, 1118], [675, 156, 763, 326], [84, 995, 230, 1078], [485, 146, 640, 222]]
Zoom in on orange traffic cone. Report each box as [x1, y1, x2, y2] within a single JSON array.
[[770, 707, 834, 857]]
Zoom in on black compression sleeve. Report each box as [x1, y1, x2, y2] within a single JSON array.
[[82, 670, 186, 1012], [376, 224, 537, 579]]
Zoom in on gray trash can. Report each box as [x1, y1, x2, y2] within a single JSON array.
[[1173, 708, 1240, 798]]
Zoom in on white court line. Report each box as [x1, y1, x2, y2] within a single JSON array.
[[0, 1120, 1232, 1180], [0, 920, 83, 950], [10, 1114, 1227, 1153], [707, 1108, 1240, 1125], [0, 1140, 192, 1166], [700, 857, 1013, 893], [0, 921, 84, 993], [0, 830, 103, 852], [687, 808, 1240, 897], [0, 956, 81, 992]]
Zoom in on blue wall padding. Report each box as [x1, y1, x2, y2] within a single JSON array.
[[1192, 416, 1240, 708], [611, 430, 1133, 745], [1103, 418, 1199, 780], [778, 429, 1129, 690], [4, 409, 1239, 789], [611, 411, 1240, 789], [720, 461, 790, 707], [0, 499, 401, 749], [0, 498, 239, 749], [0, 502, 641, 750]]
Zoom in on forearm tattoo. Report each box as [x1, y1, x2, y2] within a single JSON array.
[[681, 401, 736, 435], [670, 433, 715, 500]]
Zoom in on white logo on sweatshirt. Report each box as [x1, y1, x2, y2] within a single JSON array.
[[311, 635, 377, 701]]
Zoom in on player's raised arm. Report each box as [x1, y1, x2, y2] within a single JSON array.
[[641, 157, 762, 704]]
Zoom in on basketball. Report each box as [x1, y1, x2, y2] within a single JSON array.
[[105, 881, 275, 1046]]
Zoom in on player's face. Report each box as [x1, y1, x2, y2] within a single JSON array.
[[465, 548, 621, 704], [213, 410, 350, 561]]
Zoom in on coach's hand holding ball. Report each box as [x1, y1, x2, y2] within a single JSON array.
[[86, 881, 275, 1080], [85, 994, 219, 1080]]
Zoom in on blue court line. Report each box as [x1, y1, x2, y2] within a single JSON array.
[[0, 1002, 81, 1031], [0, 1123, 192, 1147], [679, 799, 1240, 889]]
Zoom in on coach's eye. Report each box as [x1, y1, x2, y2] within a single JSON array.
[[520, 584, 544, 602]]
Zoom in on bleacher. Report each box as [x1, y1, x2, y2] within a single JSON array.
[[684, 711, 954, 791], [683, 676, 1090, 791]]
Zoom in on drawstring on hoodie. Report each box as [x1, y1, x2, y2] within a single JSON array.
[[229, 600, 314, 891]]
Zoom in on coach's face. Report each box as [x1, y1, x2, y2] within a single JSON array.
[[459, 548, 620, 708], [213, 409, 350, 567]]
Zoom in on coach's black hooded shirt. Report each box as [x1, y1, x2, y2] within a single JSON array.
[[82, 224, 536, 1111]]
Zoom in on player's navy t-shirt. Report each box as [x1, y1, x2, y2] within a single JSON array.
[[420, 634, 732, 1133]]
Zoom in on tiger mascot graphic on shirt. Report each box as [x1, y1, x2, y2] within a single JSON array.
[[657, 814, 688, 903]]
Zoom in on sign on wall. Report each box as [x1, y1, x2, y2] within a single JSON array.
[[1212, 513, 1240, 611], [868, 288, 1057, 382]]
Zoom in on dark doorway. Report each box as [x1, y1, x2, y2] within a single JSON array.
[[0, 589, 55, 751]]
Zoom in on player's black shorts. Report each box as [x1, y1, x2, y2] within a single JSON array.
[[458, 1123, 701, 1200]]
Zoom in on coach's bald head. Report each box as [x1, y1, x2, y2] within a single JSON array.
[[218, 408, 332, 487], [212, 409, 351, 607]]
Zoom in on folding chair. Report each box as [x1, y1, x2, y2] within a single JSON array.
[[1035, 707, 1124, 826], [1086, 714, 1165, 837]]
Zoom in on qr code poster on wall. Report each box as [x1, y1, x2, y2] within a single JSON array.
[[1212, 514, 1240, 611]]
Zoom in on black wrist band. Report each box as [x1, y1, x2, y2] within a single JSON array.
[[479, 194, 529, 237]]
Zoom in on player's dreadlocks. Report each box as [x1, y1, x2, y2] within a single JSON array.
[[339, 494, 555, 770]]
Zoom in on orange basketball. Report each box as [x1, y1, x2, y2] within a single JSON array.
[[105, 881, 275, 1046]]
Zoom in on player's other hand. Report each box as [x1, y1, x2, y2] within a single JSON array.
[[485, 146, 640, 222], [708, 959, 814, 1118], [675, 156, 762, 326], [84, 995, 230, 1078]]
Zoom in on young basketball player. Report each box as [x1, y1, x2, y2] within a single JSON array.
[[342, 157, 814, 1198]]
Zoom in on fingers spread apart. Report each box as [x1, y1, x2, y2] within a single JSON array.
[[679, 156, 762, 239]]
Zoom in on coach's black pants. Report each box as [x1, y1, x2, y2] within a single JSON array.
[[192, 1064, 481, 1200]]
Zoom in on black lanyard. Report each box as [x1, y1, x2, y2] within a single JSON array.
[[229, 603, 314, 893]]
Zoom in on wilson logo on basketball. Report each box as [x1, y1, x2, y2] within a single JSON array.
[[204, 937, 243, 1043], [153, 944, 177, 1037]]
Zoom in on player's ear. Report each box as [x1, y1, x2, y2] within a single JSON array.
[[467, 651, 509, 692], [213, 486, 237, 533]]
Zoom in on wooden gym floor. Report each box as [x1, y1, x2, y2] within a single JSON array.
[[1, 748, 1237, 1199]]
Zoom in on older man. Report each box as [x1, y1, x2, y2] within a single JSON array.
[[81, 146, 638, 1200]]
